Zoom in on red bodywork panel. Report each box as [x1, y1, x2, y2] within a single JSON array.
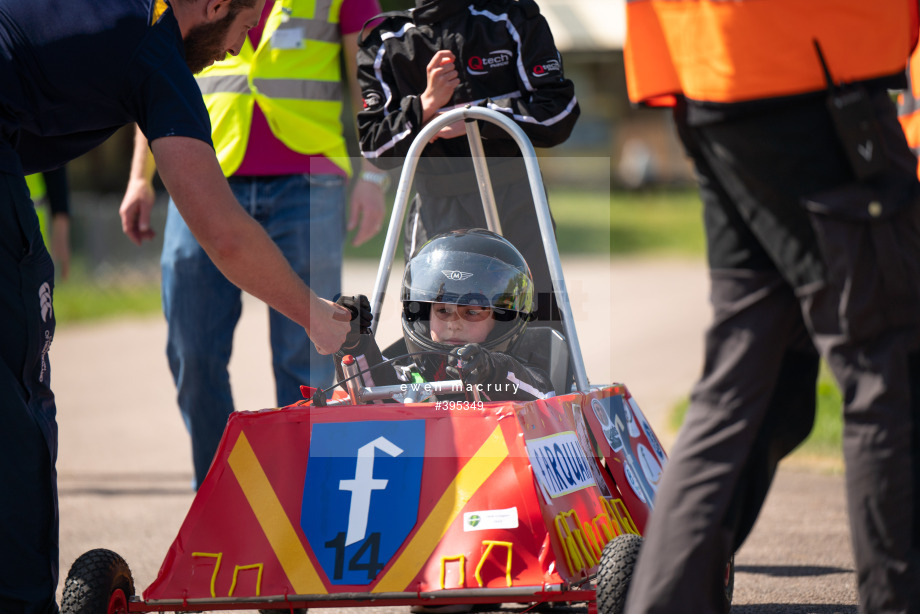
[[142, 385, 665, 608]]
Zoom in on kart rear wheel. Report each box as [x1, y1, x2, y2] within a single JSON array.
[[61, 549, 134, 614], [259, 609, 308, 613], [595, 533, 642, 614]]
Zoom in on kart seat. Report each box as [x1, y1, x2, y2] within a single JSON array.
[[511, 326, 573, 395]]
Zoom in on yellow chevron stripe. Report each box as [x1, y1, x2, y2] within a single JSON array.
[[228, 432, 327, 595], [372, 425, 510, 593]]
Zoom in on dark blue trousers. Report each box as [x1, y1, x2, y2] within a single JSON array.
[[0, 172, 58, 614]]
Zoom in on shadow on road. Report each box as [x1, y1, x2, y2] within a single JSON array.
[[736, 565, 852, 578], [58, 470, 194, 497]]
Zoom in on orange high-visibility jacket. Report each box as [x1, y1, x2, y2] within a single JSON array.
[[624, 0, 919, 107], [898, 44, 920, 179]]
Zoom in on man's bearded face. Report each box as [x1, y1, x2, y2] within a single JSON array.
[[184, 11, 236, 74]]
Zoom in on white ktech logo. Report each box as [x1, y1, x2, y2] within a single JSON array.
[[39, 282, 52, 322], [339, 436, 403, 546]]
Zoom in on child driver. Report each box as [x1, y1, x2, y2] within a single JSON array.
[[334, 229, 553, 402]]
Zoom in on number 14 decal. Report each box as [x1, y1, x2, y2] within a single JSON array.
[[324, 532, 385, 580]]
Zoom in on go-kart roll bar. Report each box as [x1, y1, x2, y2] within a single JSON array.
[[369, 106, 589, 393]]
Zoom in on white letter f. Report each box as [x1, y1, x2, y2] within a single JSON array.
[[339, 436, 404, 546]]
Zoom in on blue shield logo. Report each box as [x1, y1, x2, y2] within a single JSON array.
[[301, 420, 425, 585]]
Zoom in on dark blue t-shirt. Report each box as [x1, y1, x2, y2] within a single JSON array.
[[0, 0, 212, 175]]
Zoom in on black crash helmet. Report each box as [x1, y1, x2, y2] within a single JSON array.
[[401, 228, 535, 368]]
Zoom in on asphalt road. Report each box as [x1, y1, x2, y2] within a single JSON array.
[[51, 257, 857, 613]]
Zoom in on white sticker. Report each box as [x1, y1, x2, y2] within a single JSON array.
[[637, 443, 662, 492], [525, 431, 596, 498], [592, 398, 624, 452], [637, 412, 667, 464], [463, 507, 519, 532], [271, 27, 304, 50], [623, 398, 641, 438], [623, 461, 646, 504]]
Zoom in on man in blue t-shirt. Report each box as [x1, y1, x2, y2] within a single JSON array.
[[0, 0, 351, 611]]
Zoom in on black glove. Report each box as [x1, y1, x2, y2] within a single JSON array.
[[446, 343, 495, 386], [335, 295, 373, 350]]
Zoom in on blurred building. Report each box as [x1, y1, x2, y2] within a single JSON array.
[[538, 0, 692, 188]]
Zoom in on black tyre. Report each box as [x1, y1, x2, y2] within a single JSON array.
[[61, 549, 134, 614], [258, 609, 307, 613], [595, 533, 643, 614]]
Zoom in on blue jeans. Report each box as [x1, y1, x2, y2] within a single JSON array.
[[161, 173, 345, 486]]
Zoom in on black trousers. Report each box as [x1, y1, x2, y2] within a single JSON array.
[[0, 173, 59, 614], [625, 91, 920, 614]]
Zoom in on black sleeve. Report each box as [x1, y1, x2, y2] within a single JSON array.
[[127, 17, 213, 148], [486, 352, 554, 401], [356, 21, 430, 168], [478, 3, 580, 147], [42, 166, 70, 217]]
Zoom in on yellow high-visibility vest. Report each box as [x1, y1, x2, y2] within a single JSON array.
[[197, 0, 351, 176], [625, 0, 918, 106], [25, 173, 47, 201]]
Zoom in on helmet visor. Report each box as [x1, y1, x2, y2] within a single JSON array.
[[401, 251, 534, 313]]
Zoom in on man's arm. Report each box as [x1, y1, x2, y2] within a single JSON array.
[[119, 125, 158, 246], [355, 24, 429, 166], [150, 135, 351, 354], [43, 167, 72, 280]]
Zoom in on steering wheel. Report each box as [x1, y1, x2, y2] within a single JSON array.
[[311, 350, 480, 407]]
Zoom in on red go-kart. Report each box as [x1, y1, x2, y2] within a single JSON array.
[[61, 107, 699, 614]]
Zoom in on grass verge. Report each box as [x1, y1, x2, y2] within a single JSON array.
[[53, 266, 162, 325], [54, 187, 705, 325], [669, 363, 844, 473]]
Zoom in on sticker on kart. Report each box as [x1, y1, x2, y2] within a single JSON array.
[[302, 420, 425, 585], [591, 396, 661, 504]]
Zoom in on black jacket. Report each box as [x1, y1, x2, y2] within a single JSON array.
[[356, 0, 579, 172]]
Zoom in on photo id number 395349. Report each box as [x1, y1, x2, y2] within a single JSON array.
[[435, 400, 484, 411]]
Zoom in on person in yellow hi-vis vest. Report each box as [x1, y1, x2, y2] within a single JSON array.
[[119, 0, 385, 490], [25, 167, 71, 280]]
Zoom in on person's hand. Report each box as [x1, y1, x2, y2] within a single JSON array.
[[446, 343, 495, 386], [335, 295, 373, 349], [429, 121, 467, 143], [309, 297, 353, 355], [421, 50, 460, 124], [120, 177, 157, 245], [50, 214, 71, 281], [347, 180, 386, 247]]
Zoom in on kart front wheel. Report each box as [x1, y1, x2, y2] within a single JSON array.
[[61, 549, 134, 614], [595, 533, 643, 614]]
